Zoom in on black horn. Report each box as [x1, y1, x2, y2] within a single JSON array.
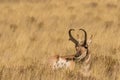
[[69, 29, 79, 46]]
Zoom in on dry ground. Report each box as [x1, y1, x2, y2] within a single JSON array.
[[0, 0, 120, 80]]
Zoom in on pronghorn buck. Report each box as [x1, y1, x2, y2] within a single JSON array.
[[49, 29, 93, 72]]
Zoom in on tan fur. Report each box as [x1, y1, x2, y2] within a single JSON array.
[[80, 54, 91, 76]]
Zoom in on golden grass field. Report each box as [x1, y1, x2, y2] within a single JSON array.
[[0, 0, 119, 80]]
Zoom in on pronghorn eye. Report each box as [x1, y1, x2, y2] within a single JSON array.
[[85, 45, 88, 48]]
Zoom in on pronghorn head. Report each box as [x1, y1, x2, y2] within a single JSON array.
[[69, 29, 93, 61]]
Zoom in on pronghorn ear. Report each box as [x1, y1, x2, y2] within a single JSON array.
[[87, 35, 93, 46]]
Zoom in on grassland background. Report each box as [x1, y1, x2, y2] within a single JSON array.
[[0, 0, 119, 80]]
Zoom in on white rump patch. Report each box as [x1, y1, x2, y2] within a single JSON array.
[[53, 58, 68, 69]]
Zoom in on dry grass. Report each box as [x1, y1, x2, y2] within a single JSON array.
[[0, 0, 119, 80]]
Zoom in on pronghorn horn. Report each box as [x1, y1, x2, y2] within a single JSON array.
[[79, 29, 87, 46], [69, 29, 79, 46]]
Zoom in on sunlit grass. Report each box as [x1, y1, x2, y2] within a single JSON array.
[[0, 0, 119, 80]]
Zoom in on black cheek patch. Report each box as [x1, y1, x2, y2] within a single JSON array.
[[75, 53, 81, 57]]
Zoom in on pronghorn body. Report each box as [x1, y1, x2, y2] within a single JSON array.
[[49, 55, 75, 70], [48, 29, 93, 76]]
